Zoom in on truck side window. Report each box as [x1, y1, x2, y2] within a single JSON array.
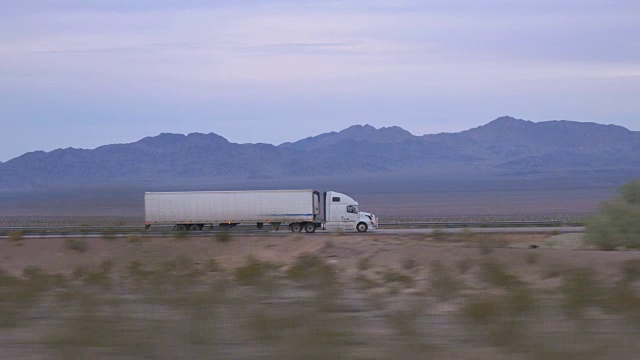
[[332, 197, 340, 202], [347, 205, 356, 213]]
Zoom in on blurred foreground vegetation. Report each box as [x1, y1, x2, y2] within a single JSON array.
[[3, 248, 640, 359], [586, 180, 640, 250]]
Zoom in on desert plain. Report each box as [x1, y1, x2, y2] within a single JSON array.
[[2, 228, 640, 359]]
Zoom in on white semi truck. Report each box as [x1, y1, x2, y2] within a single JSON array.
[[144, 189, 378, 233]]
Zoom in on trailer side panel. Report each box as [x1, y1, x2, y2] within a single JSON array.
[[145, 190, 315, 225]]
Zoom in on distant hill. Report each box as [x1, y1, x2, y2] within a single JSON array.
[[423, 116, 640, 174], [1, 116, 639, 190]]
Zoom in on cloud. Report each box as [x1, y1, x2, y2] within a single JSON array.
[[3, 1, 638, 88], [0, 0, 639, 161]]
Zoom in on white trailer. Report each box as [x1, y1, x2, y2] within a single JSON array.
[[144, 189, 378, 233]]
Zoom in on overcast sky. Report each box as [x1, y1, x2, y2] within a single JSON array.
[[1, 0, 639, 162]]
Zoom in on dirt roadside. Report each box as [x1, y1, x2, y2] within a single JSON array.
[[3, 231, 640, 360], [1, 231, 636, 281]]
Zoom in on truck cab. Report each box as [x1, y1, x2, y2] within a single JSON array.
[[323, 191, 378, 232]]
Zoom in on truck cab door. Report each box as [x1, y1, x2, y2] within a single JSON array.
[[324, 191, 360, 231], [344, 205, 359, 224]]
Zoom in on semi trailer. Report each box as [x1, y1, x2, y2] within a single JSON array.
[[144, 189, 378, 233]]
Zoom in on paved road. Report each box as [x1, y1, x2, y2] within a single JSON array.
[[1, 226, 584, 239], [376, 226, 584, 235]]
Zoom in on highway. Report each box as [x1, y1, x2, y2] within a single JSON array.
[[0, 222, 584, 238]]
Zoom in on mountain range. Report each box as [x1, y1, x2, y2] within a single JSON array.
[[1, 116, 639, 190]]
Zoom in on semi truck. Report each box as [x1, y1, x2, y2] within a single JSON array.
[[144, 189, 378, 233]]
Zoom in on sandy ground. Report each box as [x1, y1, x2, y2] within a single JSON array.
[[0, 231, 608, 275], [3, 231, 640, 359], [0, 231, 631, 275]]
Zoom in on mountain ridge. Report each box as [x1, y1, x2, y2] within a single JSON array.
[[1, 116, 639, 190]]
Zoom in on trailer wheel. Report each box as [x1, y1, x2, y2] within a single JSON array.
[[188, 224, 202, 231], [356, 222, 368, 233], [176, 224, 187, 232], [304, 223, 317, 233], [290, 223, 303, 232]]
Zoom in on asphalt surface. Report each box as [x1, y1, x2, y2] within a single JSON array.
[[0, 226, 584, 239]]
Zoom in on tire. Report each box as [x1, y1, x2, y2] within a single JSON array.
[[188, 224, 201, 231], [304, 222, 317, 233], [356, 222, 368, 233], [290, 223, 303, 232], [175, 224, 187, 232]]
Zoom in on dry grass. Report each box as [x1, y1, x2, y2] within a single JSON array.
[[456, 257, 473, 274], [101, 228, 117, 240], [64, 238, 88, 253], [2, 232, 640, 359], [430, 260, 462, 300], [620, 259, 640, 283], [430, 229, 448, 242], [402, 258, 418, 270], [461, 295, 499, 324], [560, 267, 603, 319], [479, 260, 522, 289], [234, 256, 280, 286], [128, 234, 143, 243], [357, 256, 373, 271], [525, 252, 541, 265], [8, 230, 24, 242], [216, 231, 232, 243], [542, 263, 565, 279], [354, 274, 379, 289], [205, 258, 222, 272], [0, 267, 66, 328], [385, 306, 424, 336], [382, 268, 414, 287], [287, 255, 337, 287], [479, 239, 495, 255]]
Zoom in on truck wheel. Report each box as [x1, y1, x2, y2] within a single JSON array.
[[304, 223, 317, 233], [290, 223, 302, 232], [176, 224, 187, 232], [188, 224, 201, 231], [356, 222, 368, 233]]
